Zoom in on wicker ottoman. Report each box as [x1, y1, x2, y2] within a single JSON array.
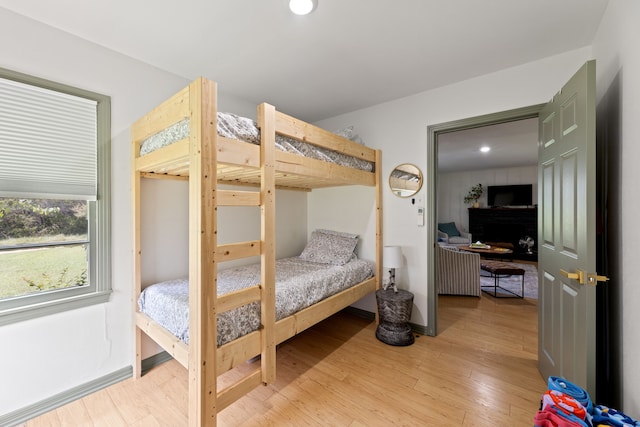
[[480, 260, 525, 298], [375, 289, 415, 346]]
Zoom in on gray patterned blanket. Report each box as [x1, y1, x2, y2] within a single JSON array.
[[139, 113, 373, 172], [138, 257, 374, 347]]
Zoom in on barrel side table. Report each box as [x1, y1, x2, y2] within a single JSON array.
[[375, 288, 415, 346]]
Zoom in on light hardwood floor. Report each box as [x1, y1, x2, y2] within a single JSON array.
[[25, 295, 545, 426]]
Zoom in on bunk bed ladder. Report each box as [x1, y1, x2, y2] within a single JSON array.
[[212, 102, 277, 418]]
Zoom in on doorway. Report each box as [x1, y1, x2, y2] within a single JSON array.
[[426, 104, 544, 336]]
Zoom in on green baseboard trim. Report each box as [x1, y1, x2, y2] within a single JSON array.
[[341, 306, 375, 321], [409, 322, 428, 336], [0, 352, 174, 427], [341, 307, 428, 336], [141, 350, 173, 375], [0, 366, 131, 427]]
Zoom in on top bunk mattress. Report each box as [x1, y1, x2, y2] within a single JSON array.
[[139, 113, 373, 172], [138, 256, 374, 347]]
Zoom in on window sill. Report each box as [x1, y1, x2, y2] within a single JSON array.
[[0, 290, 112, 326]]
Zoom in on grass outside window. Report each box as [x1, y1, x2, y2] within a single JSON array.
[[0, 242, 87, 299]]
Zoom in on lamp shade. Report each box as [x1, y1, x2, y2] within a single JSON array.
[[383, 245, 404, 269]]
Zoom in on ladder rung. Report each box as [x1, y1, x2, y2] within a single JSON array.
[[216, 240, 261, 262], [216, 369, 262, 411]]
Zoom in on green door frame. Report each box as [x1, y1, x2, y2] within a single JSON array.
[[426, 103, 545, 336]]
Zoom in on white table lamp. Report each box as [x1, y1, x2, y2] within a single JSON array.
[[383, 245, 404, 292]]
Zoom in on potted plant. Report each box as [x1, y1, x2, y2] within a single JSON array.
[[464, 183, 483, 208]]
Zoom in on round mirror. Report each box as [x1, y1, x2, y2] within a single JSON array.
[[389, 163, 423, 198]]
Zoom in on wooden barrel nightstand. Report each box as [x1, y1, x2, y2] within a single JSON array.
[[375, 288, 415, 346]]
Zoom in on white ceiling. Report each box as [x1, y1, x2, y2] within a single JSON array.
[[438, 118, 539, 173], [0, 0, 608, 123], [1, 0, 607, 172]]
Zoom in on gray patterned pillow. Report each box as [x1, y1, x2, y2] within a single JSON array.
[[316, 229, 358, 239], [299, 230, 358, 265]]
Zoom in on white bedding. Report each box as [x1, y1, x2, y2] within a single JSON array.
[[139, 112, 373, 172], [138, 256, 374, 347]]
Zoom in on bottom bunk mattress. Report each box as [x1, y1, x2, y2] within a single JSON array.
[[138, 257, 374, 347]]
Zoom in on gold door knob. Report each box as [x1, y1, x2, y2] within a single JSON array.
[[560, 269, 585, 285], [586, 273, 610, 286], [560, 269, 609, 286]]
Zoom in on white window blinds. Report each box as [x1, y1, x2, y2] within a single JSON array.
[[0, 77, 97, 200]]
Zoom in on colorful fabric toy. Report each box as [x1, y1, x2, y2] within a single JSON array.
[[542, 390, 588, 421], [534, 405, 591, 427], [548, 376, 594, 414], [592, 405, 640, 427], [535, 376, 640, 427]]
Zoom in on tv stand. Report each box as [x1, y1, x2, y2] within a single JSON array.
[[468, 207, 537, 261]]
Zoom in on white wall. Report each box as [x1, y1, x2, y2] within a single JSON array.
[[4, 0, 639, 416], [592, 0, 640, 413], [314, 47, 593, 326], [0, 9, 189, 415], [307, 186, 379, 315], [0, 8, 307, 416], [438, 166, 537, 234]]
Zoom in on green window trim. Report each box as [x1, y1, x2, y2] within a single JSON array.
[[0, 67, 112, 325]]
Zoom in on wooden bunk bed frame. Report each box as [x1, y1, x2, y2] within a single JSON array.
[[131, 77, 382, 426]]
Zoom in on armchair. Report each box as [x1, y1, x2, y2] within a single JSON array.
[[436, 246, 481, 296], [437, 222, 472, 245]]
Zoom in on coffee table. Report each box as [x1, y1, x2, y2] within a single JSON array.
[[460, 245, 513, 257]]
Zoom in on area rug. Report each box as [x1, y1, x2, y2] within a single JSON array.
[[480, 262, 538, 299]]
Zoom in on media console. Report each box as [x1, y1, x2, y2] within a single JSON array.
[[468, 207, 537, 261]]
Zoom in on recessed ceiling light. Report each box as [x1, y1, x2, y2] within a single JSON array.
[[289, 0, 317, 15], [480, 146, 491, 153]]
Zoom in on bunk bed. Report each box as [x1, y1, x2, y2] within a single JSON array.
[[131, 77, 382, 426]]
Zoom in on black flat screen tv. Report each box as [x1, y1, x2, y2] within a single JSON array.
[[487, 184, 533, 207]]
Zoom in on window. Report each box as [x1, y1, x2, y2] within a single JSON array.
[[0, 68, 111, 324]]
